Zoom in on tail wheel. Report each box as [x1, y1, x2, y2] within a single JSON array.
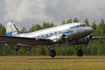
[[77, 49, 83, 57], [50, 50, 56, 57]]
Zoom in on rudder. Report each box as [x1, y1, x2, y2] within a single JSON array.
[[6, 21, 19, 36]]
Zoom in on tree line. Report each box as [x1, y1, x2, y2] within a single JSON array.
[[0, 17, 105, 56]]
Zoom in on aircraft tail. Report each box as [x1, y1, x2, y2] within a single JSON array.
[[6, 21, 19, 36]]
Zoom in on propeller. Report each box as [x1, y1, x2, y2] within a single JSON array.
[[62, 34, 71, 49], [65, 39, 70, 49], [87, 35, 93, 48]]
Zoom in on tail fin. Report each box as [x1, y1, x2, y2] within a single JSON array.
[[6, 21, 19, 36]]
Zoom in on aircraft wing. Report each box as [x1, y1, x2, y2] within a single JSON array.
[[0, 35, 52, 46], [93, 36, 105, 40]]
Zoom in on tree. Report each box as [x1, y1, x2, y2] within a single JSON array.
[[91, 21, 97, 36], [18, 47, 26, 55], [0, 24, 6, 35], [49, 22, 55, 27], [62, 19, 72, 25], [98, 19, 105, 36], [73, 17, 79, 22], [67, 19, 72, 23], [91, 21, 96, 30], [31, 47, 36, 55], [21, 27, 28, 33], [62, 20, 66, 25], [34, 24, 41, 31], [84, 18, 90, 26], [42, 21, 55, 29], [29, 24, 41, 32]]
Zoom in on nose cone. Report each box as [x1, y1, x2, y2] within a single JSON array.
[[87, 27, 93, 34], [80, 26, 93, 38]]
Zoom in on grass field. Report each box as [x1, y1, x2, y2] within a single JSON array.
[[0, 56, 105, 70]]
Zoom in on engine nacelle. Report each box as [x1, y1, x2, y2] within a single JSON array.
[[75, 35, 93, 45], [52, 34, 67, 43]]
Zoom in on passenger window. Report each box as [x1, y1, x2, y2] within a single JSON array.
[[37, 36, 39, 38], [46, 34, 48, 36], [77, 25, 80, 28], [50, 33, 52, 35], [59, 31, 61, 34]]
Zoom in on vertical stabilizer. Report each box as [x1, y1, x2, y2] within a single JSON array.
[[6, 21, 19, 36]]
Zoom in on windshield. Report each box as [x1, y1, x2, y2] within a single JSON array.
[[80, 24, 87, 27], [77, 24, 87, 28]]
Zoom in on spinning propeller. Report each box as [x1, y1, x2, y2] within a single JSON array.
[[62, 34, 71, 49], [87, 35, 93, 48]]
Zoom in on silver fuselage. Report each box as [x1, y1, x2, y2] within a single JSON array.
[[14, 22, 93, 46]]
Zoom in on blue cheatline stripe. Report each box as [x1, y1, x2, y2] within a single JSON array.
[[6, 31, 19, 36], [37, 30, 73, 39], [61, 30, 73, 34], [6, 32, 12, 36], [67, 30, 73, 33]]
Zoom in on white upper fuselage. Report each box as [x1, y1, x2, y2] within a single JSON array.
[[17, 23, 84, 37], [15, 22, 93, 43], [5, 22, 93, 46]]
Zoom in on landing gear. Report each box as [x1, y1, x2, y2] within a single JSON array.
[[50, 50, 56, 57], [77, 49, 83, 57], [15, 47, 19, 51], [47, 45, 56, 57], [73, 45, 83, 57]]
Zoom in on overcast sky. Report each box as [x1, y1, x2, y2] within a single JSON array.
[[0, 0, 105, 30]]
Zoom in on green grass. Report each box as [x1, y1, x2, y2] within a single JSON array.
[[0, 56, 105, 70]]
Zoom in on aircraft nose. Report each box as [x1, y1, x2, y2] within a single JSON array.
[[86, 27, 93, 34]]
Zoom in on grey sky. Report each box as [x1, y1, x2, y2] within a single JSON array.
[[0, 0, 105, 30]]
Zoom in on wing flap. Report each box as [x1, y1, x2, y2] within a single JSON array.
[[0, 35, 51, 45]]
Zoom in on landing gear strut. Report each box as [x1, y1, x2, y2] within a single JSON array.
[[73, 45, 83, 57], [47, 45, 56, 57], [15, 47, 19, 51]]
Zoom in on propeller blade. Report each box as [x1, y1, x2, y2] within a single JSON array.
[[87, 39, 93, 48], [62, 34, 71, 49], [65, 37, 71, 49], [87, 35, 94, 48]]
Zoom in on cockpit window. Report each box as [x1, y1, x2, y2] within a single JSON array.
[[80, 24, 87, 27], [77, 24, 87, 28]]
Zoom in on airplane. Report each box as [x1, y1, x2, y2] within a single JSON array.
[[0, 21, 105, 57]]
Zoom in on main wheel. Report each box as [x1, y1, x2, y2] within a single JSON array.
[[50, 50, 56, 57], [77, 49, 83, 57], [15, 47, 19, 51]]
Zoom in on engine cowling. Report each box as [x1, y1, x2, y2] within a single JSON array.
[[75, 35, 93, 45], [52, 34, 67, 43], [85, 35, 93, 43], [52, 34, 64, 42]]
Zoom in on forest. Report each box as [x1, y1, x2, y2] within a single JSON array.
[[0, 17, 105, 56]]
